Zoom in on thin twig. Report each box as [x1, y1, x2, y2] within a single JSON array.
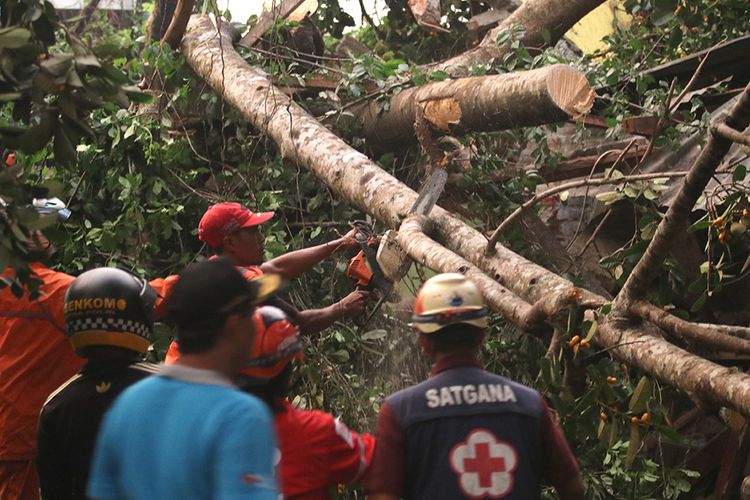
[[486, 172, 691, 253], [667, 51, 711, 115], [243, 44, 344, 74], [566, 138, 640, 251], [635, 77, 677, 170], [573, 209, 613, 259]]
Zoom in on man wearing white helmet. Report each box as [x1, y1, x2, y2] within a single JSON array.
[[365, 273, 584, 500]]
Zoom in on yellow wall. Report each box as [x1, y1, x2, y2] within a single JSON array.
[[565, 0, 632, 54]]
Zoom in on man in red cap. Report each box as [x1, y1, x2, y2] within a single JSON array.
[[152, 202, 368, 335]]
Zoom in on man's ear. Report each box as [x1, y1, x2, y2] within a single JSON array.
[[475, 330, 486, 349], [417, 331, 432, 354], [222, 233, 237, 252]]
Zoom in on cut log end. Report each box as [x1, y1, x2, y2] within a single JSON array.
[[546, 65, 596, 118]]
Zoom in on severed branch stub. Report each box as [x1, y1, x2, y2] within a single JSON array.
[[712, 122, 750, 148]]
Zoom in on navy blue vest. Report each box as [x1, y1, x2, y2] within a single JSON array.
[[386, 366, 543, 500]]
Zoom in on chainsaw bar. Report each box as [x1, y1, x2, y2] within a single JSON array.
[[409, 168, 448, 216]]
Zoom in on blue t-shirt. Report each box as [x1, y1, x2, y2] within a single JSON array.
[[87, 367, 278, 500]]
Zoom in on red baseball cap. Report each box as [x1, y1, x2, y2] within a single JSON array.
[[198, 202, 275, 248]]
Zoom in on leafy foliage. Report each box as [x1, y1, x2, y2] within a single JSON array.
[[4, 0, 749, 497], [0, 0, 147, 293]]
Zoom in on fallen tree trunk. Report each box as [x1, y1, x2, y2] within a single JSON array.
[[181, 14, 750, 416], [429, 0, 605, 75], [355, 65, 594, 149]]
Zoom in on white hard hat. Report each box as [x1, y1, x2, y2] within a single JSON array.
[[411, 273, 488, 334]]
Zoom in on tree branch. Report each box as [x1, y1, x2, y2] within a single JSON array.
[[161, 0, 195, 49], [712, 122, 750, 148], [630, 300, 750, 353], [397, 215, 576, 333], [614, 84, 750, 312], [427, 0, 605, 76], [354, 64, 594, 150]]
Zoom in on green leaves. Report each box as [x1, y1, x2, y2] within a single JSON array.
[[628, 376, 652, 414], [0, 27, 32, 49]]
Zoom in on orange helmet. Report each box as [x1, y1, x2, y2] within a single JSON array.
[[412, 273, 488, 334], [241, 306, 303, 379]]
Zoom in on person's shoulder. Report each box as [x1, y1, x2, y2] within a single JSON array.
[[384, 377, 434, 405], [31, 263, 75, 291], [220, 389, 272, 415], [289, 405, 337, 431], [129, 361, 161, 376], [111, 373, 164, 403], [41, 373, 84, 413], [482, 370, 541, 396]]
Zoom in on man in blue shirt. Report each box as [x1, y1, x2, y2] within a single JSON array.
[[88, 257, 282, 500]]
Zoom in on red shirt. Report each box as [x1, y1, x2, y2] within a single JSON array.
[[0, 264, 84, 460], [276, 399, 375, 499], [364, 354, 581, 498]]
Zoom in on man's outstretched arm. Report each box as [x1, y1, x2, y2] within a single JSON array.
[[260, 230, 359, 280], [297, 291, 369, 336]]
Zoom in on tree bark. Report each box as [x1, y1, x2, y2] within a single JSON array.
[[597, 319, 750, 414], [147, 0, 179, 42], [355, 65, 594, 149], [429, 0, 605, 75], [181, 14, 750, 416], [161, 0, 195, 49]]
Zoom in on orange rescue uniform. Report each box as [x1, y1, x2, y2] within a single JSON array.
[[0, 264, 83, 500], [0, 264, 177, 500], [149, 264, 262, 320]]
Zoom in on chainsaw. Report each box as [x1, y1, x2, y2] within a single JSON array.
[[345, 220, 392, 326], [345, 166, 450, 327]]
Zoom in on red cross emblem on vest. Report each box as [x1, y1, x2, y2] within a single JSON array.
[[449, 429, 518, 498]]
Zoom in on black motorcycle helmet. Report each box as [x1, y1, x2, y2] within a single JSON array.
[[64, 267, 157, 355]]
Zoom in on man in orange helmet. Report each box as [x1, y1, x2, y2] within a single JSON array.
[[365, 273, 584, 500], [165, 305, 375, 499]]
